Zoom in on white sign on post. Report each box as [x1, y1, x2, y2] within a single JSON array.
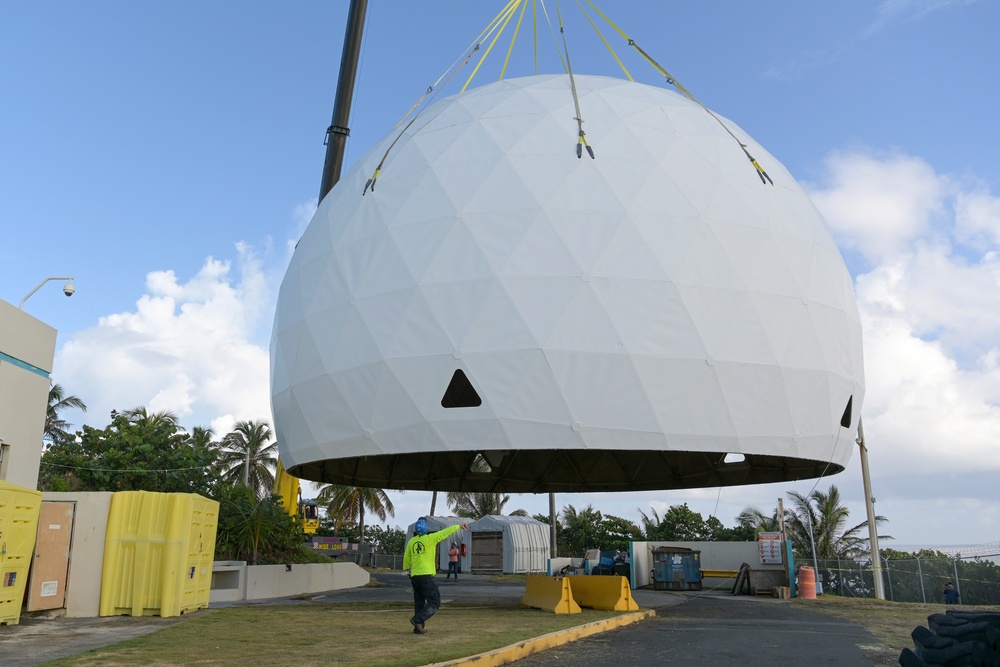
[[759, 532, 783, 564]]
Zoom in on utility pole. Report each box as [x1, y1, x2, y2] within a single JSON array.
[[858, 418, 886, 600], [549, 492, 558, 558], [318, 0, 370, 203]]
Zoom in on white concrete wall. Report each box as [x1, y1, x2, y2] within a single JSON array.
[[214, 561, 370, 602], [0, 298, 56, 489], [41, 492, 113, 617], [632, 541, 789, 589]]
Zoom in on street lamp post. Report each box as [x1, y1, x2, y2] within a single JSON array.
[[19, 277, 76, 309]]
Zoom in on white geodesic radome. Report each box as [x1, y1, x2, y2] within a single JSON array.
[[270, 74, 864, 493]]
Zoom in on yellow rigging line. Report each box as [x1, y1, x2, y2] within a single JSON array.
[[461, 0, 522, 92], [392, 0, 517, 129], [364, 1, 521, 194], [533, 0, 539, 75], [501, 0, 530, 80], [577, 1, 632, 81], [583, 0, 773, 185]]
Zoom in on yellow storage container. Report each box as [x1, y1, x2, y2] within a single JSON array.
[[0, 481, 42, 625], [100, 491, 219, 618]]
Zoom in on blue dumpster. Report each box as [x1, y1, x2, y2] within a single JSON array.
[[652, 547, 702, 591]]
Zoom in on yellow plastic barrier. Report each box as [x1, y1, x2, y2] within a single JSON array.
[[100, 491, 219, 618], [0, 481, 42, 626], [520, 575, 582, 614], [567, 575, 639, 611]]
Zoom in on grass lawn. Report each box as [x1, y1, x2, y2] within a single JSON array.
[[41, 602, 625, 667]]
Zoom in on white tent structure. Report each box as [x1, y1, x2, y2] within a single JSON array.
[[467, 515, 549, 575], [271, 74, 864, 493]]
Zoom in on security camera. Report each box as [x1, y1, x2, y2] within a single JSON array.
[[63, 281, 75, 297]]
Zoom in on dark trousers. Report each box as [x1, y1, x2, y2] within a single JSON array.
[[410, 575, 440, 624], [446, 561, 459, 579]]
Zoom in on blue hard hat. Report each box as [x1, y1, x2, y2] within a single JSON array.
[[414, 518, 429, 535]]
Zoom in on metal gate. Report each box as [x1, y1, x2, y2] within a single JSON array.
[[471, 531, 503, 573]]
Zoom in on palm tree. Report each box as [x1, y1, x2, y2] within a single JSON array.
[[216, 420, 278, 497], [189, 426, 215, 449], [735, 506, 781, 533], [447, 491, 528, 519], [560, 504, 602, 554], [784, 485, 890, 559], [121, 406, 180, 429], [445, 455, 527, 519], [44, 384, 87, 445], [318, 484, 395, 546]]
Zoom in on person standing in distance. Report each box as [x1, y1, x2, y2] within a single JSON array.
[[446, 542, 460, 581], [403, 518, 468, 634]]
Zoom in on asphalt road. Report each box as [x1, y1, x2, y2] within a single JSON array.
[[511, 593, 879, 666], [0, 573, 881, 666]]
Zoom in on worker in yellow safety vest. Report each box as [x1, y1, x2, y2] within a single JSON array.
[[403, 517, 468, 634]]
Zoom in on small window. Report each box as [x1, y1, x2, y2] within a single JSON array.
[[441, 369, 482, 408], [840, 396, 853, 428]]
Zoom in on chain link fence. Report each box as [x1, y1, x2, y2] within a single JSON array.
[[813, 556, 1000, 605]]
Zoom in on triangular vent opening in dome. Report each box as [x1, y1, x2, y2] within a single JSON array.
[[442, 369, 482, 408], [840, 396, 853, 428]]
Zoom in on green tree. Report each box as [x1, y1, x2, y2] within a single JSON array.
[[559, 504, 602, 555], [446, 491, 528, 519], [640, 504, 707, 540], [39, 408, 217, 494], [785, 485, 890, 559], [595, 514, 643, 552], [216, 420, 277, 497], [445, 455, 527, 519], [214, 485, 304, 565], [363, 525, 407, 554], [319, 484, 395, 547], [44, 383, 87, 445], [736, 506, 781, 533]]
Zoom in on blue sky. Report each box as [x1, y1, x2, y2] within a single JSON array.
[[3, 1, 999, 548]]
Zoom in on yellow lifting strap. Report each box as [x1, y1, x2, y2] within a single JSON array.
[[501, 0, 530, 80], [578, 1, 633, 82], [462, 0, 522, 92], [584, 0, 773, 185], [393, 2, 517, 130]]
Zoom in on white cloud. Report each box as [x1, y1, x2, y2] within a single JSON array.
[[56, 242, 279, 436], [807, 150, 948, 264], [865, 0, 983, 36], [808, 147, 1000, 491]]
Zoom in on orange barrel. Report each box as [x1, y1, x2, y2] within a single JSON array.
[[798, 565, 816, 599]]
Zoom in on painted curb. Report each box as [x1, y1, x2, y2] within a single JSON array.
[[423, 609, 656, 667]]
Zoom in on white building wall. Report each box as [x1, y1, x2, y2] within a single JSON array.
[[631, 541, 789, 589], [0, 298, 56, 489]]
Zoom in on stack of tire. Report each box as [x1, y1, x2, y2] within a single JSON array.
[[899, 610, 1000, 666]]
